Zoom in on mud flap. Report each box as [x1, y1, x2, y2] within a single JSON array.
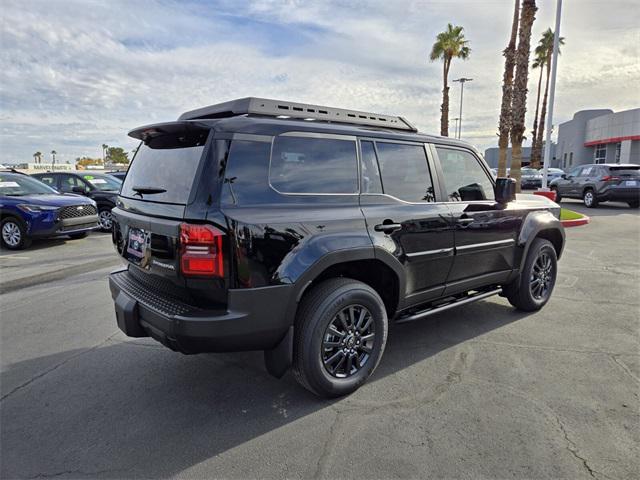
[[264, 326, 293, 378], [114, 291, 147, 338]]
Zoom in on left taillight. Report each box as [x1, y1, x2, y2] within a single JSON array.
[[179, 223, 224, 277]]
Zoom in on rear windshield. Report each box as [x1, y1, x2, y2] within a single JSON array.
[[121, 131, 208, 204], [608, 166, 640, 176]]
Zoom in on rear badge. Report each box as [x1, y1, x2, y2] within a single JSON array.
[[152, 259, 176, 271]]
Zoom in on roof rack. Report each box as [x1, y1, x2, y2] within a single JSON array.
[[178, 97, 417, 132]]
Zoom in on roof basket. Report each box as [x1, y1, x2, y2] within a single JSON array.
[[178, 97, 417, 132]]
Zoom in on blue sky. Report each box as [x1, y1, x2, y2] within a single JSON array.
[[1, 0, 639, 164]]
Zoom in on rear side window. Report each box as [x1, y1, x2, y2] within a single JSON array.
[[360, 141, 383, 194], [222, 140, 272, 205], [270, 136, 358, 194], [437, 147, 494, 201], [376, 142, 435, 202], [121, 131, 208, 204]]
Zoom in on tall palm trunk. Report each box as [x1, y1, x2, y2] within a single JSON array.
[[530, 65, 544, 168], [534, 59, 552, 168], [510, 0, 537, 192], [497, 0, 520, 177], [440, 58, 451, 136]]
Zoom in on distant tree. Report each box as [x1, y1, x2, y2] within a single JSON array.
[[34, 151, 43, 164], [76, 156, 103, 167], [33, 152, 38, 164], [497, 0, 520, 177], [530, 28, 565, 168], [530, 46, 546, 168], [509, 0, 537, 192], [51, 150, 57, 169], [430, 23, 471, 137], [106, 147, 129, 164]]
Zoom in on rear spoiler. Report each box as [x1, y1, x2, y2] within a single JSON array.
[[128, 121, 210, 144]]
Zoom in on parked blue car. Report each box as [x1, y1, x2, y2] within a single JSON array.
[[0, 171, 99, 249]]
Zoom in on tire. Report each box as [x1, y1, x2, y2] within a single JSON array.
[[69, 232, 89, 240], [98, 208, 113, 231], [550, 186, 561, 203], [293, 278, 388, 398], [1, 217, 32, 250], [628, 201, 639, 209], [583, 188, 598, 208], [503, 238, 557, 312]]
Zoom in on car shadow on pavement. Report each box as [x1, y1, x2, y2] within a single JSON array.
[[0, 300, 529, 479]]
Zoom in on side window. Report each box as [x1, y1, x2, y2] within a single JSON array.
[[376, 142, 435, 202], [37, 176, 56, 187], [270, 136, 358, 194], [222, 140, 272, 205], [58, 175, 77, 192], [360, 141, 383, 194], [436, 147, 494, 201], [568, 167, 581, 177], [580, 166, 594, 177]]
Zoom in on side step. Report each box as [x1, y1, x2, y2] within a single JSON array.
[[396, 287, 502, 324]]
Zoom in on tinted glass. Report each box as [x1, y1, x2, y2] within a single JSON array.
[[58, 174, 87, 192], [121, 131, 208, 204], [222, 140, 272, 205], [36, 175, 57, 187], [437, 147, 494, 201], [0, 173, 58, 195], [81, 173, 121, 191], [376, 142, 435, 202], [270, 136, 358, 194], [609, 166, 640, 176], [360, 141, 383, 194]]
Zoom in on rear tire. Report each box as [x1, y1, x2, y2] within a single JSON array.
[[69, 232, 89, 240], [551, 186, 561, 203], [504, 238, 557, 312], [628, 201, 639, 209], [583, 189, 598, 208], [293, 278, 388, 398], [1, 217, 31, 250]]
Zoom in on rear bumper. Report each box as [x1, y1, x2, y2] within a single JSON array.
[[109, 268, 294, 353], [597, 188, 640, 202]]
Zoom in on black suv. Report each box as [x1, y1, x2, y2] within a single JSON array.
[[549, 163, 640, 208], [109, 98, 565, 397], [32, 171, 122, 230]]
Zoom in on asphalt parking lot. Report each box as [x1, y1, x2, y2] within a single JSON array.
[[1, 200, 638, 479]]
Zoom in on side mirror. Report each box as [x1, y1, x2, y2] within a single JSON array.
[[72, 186, 87, 194], [561, 174, 567, 179], [495, 177, 516, 204]]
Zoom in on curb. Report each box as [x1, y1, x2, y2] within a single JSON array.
[[0, 256, 122, 294], [561, 216, 591, 228]]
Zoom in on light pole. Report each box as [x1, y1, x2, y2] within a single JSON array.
[[452, 77, 473, 139], [452, 117, 460, 137], [541, 0, 562, 190]]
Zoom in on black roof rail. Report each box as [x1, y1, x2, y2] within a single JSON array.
[[178, 97, 418, 132]]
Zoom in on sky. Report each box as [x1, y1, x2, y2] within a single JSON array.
[[1, 0, 639, 165]]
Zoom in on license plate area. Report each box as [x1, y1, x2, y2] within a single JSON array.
[[126, 228, 150, 266], [624, 180, 637, 187]]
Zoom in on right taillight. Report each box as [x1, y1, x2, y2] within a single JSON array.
[[601, 175, 620, 181], [179, 223, 224, 277]]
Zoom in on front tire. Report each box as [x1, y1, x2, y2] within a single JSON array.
[[583, 189, 598, 208], [293, 278, 388, 398], [69, 232, 89, 240], [1, 217, 32, 250], [98, 208, 113, 231], [504, 238, 557, 312], [628, 200, 639, 209]]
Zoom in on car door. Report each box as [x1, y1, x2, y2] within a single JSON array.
[[559, 166, 582, 197], [433, 145, 521, 295], [359, 139, 454, 308]]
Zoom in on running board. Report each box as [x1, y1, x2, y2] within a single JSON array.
[[396, 287, 502, 324]]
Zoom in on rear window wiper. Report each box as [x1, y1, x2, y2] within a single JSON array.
[[131, 186, 167, 196]]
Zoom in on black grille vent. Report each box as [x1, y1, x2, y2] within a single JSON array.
[[59, 205, 97, 219]]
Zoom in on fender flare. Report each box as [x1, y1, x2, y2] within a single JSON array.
[[517, 210, 565, 271]]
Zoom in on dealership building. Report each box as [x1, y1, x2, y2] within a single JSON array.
[[555, 108, 640, 169]]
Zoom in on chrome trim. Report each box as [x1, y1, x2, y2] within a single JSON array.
[[456, 239, 515, 252], [232, 133, 272, 143], [406, 247, 454, 259], [397, 288, 502, 323]]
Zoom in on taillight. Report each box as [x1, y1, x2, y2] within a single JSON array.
[[179, 223, 224, 277], [601, 175, 620, 181]]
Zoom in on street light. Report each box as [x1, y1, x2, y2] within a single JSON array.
[[452, 117, 460, 137], [452, 77, 473, 139]]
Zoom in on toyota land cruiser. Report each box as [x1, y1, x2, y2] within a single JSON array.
[[109, 98, 565, 397]]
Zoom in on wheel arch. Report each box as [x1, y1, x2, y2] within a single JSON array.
[[517, 211, 565, 270]]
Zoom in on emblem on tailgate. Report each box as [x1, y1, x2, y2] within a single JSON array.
[[152, 259, 176, 271]]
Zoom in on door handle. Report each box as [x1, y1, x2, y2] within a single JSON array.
[[374, 222, 402, 233], [456, 218, 474, 225]]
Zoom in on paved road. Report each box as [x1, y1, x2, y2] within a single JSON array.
[[1, 202, 638, 479]]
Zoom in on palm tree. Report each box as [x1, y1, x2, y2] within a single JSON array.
[[101, 144, 108, 162], [34, 151, 42, 164], [531, 28, 565, 168], [430, 24, 471, 137], [509, 0, 537, 192], [51, 150, 57, 170], [497, 0, 520, 177], [529, 45, 546, 168], [33, 152, 38, 164]]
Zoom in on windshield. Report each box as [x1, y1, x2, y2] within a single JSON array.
[[0, 173, 59, 196], [81, 173, 122, 191]]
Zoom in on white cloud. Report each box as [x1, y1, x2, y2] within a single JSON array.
[[0, 0, 638, 164]]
